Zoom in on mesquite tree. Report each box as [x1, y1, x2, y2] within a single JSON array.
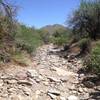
[[0, 0, 17, 39], [69, 0, 100, 40]]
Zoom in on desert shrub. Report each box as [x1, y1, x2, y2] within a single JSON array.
[[68, 0, 100, 40], [50, 29, 70, 46], [15, 24, 43, 54], [78, 38, 91, 54], [51, 36, 68, 46], [85, 43, 100, 74], [37, 29, 50, 44]]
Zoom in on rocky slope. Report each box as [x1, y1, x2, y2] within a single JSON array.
[[0, 44, 99, 100]]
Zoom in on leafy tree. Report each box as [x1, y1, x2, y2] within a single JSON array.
[[0, 0, 17, 39], [69, 0, 100, 40]]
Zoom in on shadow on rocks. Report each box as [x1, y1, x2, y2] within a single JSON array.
[[89, 90, 100, 100]]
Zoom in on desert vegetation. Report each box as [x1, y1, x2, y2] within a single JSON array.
[[67, 0, 100, 74], [0, 0, 100, 99], [0, 0, 100, 74]]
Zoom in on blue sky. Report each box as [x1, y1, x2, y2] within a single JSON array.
[[11, 0, 80, 28]]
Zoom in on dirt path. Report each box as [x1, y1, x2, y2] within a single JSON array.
[[0, 44, 97, 100]]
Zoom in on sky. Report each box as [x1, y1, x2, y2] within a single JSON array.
[[11, 0, 80, 28]]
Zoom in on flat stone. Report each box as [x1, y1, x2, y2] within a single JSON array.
[[27, 69, 38, 78], [60, 96, 66, 100], [78, 87, 83, 93], [83, 81, 95, 88], [48, 89, 60, 96], [16, 71, 28, 80], [53, 67, 77, 76], [6, 79, 17, 84], [8, 88, 16, 93], [17, 80, 33, 86], [36, 90, 41, 95], [69, 84, 76, 90], [48, 77, 61, 83], [68, 95, 79, 100], [0, 79, 4, 86], [22, 86, 31, 96], [43, 81, 49, 86], [80, 93, 89, 100], [9, 94, 25, 100], [47, 93, 57, 99], [60, 77, 68, 82], [0, 97, 7, 100]]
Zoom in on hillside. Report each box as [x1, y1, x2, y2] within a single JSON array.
[[41, 24, 68, 35]]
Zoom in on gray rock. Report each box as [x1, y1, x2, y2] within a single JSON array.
[[9, 94, 25, 100], [80, 93, 89, 100], [60, 76, 68, 82], [47, 92, 57, 99], [6, 79, 17, 84], [78, 87, 83, 93], [27, 69, 38, 78], [17, 80, 33, 86], [48, 89, 60, 96], [16, 71, 28, 80], [22, 86, 31, 96], [0, 79, 4, 86], [60, 96, 66, 100], [84, 81, 95, 88], [67, 95, 79, 100], [48, 77, 61, 83]]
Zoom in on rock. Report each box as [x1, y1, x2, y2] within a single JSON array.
[[48, 77, 61, 83], [6, 79, 17, 84], [52, 67, 67, 76], [67, 95, 79, 100], [32, 90, 42, 100], [83, 81, 95, 88], [23, 86, 31, 96], [80, 93, 89, 100], [53, 67, 77, 76], [47, 93, 57, 99], [16, 71, 28, 80], [47, 89, 60, 96], [72, 90, 77, 94], [27, 69, 38, 78], [36, 90, 41, 95], [60, 76, 68, 82], [0, 79, 4, 86], [78, 87, 83, 93], [8, 88, 16, 93], [34, 90, 41, 99], [60, 96, 66, 100], [0, 97, 7, 100], [9, 94, 20, 100], [83, 88, 88, 92], [96, 86, 100, 91], [43, 81, 49, 86], [34, 78, 41, 83], [79, 74, 85, 77], [10, 94, 25, 100], [17, 80, 33, 86], [69, 85, 76, 90]]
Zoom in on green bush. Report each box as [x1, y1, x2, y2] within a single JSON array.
[[50, 30, 70, 46], [78, 38, 91, 54], [51, 36, 68, 46], [37, 29, 50, 44], [85, 43, 100, 74], [15, 24, 43, 54]]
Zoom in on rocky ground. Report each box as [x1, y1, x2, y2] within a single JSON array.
[[0, 44, 99, 100]]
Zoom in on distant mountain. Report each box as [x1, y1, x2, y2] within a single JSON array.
[[41, 24, 67, 35]]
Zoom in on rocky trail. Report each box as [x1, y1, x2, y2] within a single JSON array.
[[0, 44, 99, 100]]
